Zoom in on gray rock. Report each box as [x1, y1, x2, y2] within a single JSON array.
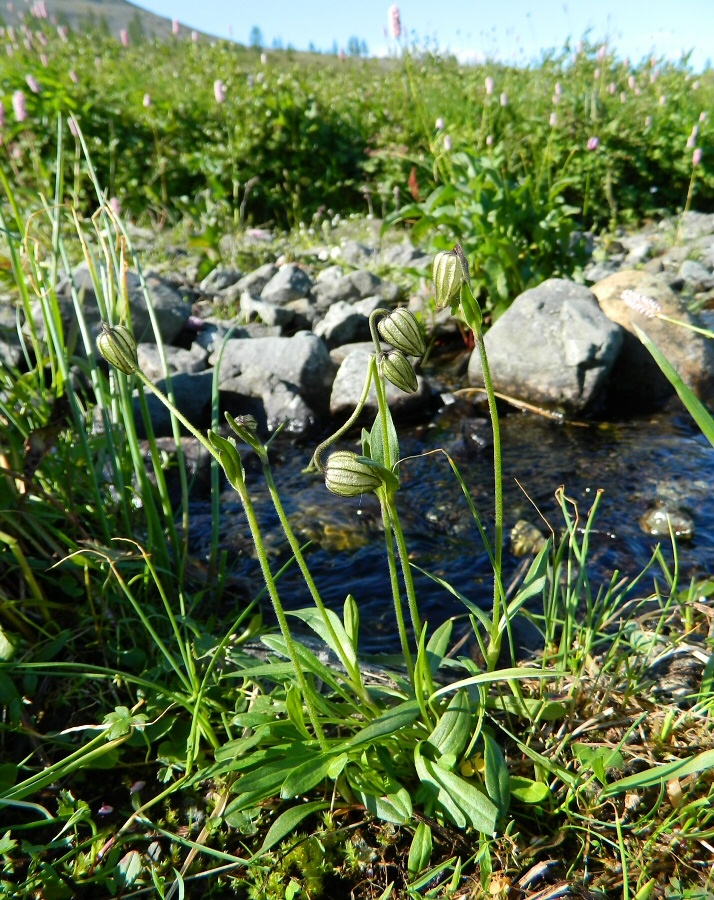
[[213, 332, 336, 412], [0, 301, 22, 369], [591, 269, 714, 405], [679, 259, 714, 292], [235, 263, 279, 297], [312, 270, 383, 310], [583, 259, 622, 283], [194, 320, 281, 355], [137, 342, 208, 383], [314, 301, 368, 346], [316, 265, 344, 283], [261, 263, 313, 304], [382, 242, 431, 268], [199, 268, 242, 293], [468, 279, 623, 413], [329, 341, 377, 366], [330, 348, 432, 419], [624, 240, 655, 266], [45, 263, 191, 348], [284, 297, 320, 331], [339, 241, 373, 266], [134, 370, 214, 438], [673, 212, 714, 243], [240, 292, 295, 328]]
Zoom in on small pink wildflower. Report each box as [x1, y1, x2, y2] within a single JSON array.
[[693, 148, 702, 166], [628, 75, 636, 90], [593, 67, 600, 80], [486, 134, 493, 146], [620, 92, 627, 103], [596, 44, 607, 61], [608, 82, 615, 95], [143, 93, 151, 107], [388, 4, 401, 40], [435, 117, 444, 131], [549, 111, 557, 127], [213, 79, 226, 103], [260, 52, 267, 65], [108, 197, 121, 216], [485, 75, 494, 95], [659, 95, 666, 106], [68, 117, 78, 136], [621, 289, 661, 318], [26, 74, 40, 93], [12, 89, 27, 121], [69, 69, 78, 83], [587, 136, 599, 151], [500, 92, 508, 107], [552, 93, 559, 105], [119, 29, 129, 47], [191, 30, 198, 42], [443, 134, 452, 151], [699, 111, 707, 122], [554, 81, 562, 95], [692, 80, 700, 90], [172, 18, 179, 35], [57, 24, 68, 41], [645, 116, 652, 127]]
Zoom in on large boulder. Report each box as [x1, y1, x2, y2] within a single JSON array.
[[591, 269, 714, 406], [467, 279, 623, 413], [212, 332, 336, 414]]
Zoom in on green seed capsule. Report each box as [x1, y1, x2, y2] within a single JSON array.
[[324, 451, 383, 497], [377, 307, 426, 358], [96, 323, 138, 375], [380, 349, 418, 394], [432, 249, 465, 309]]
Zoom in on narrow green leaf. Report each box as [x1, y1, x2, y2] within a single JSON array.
[[408, 822, 433, 876], [344, 700, 421, 748], [509, 776, 551, 804], [256, 801, 330, 856], [634, 324, 714, 446], [287, 607, 357, 669], [426, 619, 453, 676], [483, 732, 510, 816], [601, 748, 714, 797], [356, 787, 413, 824], [281, 752, 341, 798], [426, 689, 472, 761], [344, 595, 359, 651]]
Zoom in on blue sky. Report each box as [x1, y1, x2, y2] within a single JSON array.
[[134, 0, 712, 69]]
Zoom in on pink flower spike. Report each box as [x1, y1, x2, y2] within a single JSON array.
[[693, 148, 702, 166], [500, 92, 508, 106], [645, 116, 652, 128], [443, 134, 452, 151], [214, 79, 226, 103], [485, 75, 494, 95], [388, 4, 401, 40], [69, 69, 78, 83], [549, 111, 557, 127], [68, 117, 78, 136], [191, 30, 198, 42], [119, 28, 129, 47], [620, 92, 627, 103], [587, 136, 599, 151], [12, 90, 27, 121], [435, 117, 444, 131], [628, 75, 636, 90], [554, 81, 562, 95], [143, 93, 151, 107], [26, 74, 40, 93], [486, 134, 493, 146], [172, 18, 179, 35], [108, 197, 121, 216], [700, 111, 707, 122]]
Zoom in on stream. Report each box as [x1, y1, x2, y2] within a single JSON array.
[[187, 397, 714, 655]]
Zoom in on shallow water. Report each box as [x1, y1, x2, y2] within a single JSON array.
[[188, 401, 714, 654]]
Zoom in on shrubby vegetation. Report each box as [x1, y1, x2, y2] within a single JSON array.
[[1, 16, 714, 900]]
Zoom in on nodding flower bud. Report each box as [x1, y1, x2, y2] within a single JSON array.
[[96, 323, 138, 375], [377, 308, 426, 358], [324, 450, 383, 497], [433, 248, 466, 309], [380, 349, 418, 393]]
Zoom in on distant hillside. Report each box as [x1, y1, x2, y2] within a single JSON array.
[[1, 0, 217, 42]]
